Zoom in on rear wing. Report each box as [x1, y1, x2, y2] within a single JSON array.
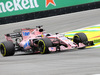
[[5, 33, 21, 41], [5, 33, 21, 38]]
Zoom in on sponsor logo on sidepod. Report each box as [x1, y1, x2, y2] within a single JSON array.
[[24, 41, 30, 48]]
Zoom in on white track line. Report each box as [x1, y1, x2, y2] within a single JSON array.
[[61, 24, 100, 34]]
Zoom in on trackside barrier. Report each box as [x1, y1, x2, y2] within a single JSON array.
[[0, 1, 100, 25], [1, 0, 100, 18]]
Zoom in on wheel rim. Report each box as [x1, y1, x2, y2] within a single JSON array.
[[39, 41, 44, 52], [1, 47, 4, 55], [38, 40, 46, 54]]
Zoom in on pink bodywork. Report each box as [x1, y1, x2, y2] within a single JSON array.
[[48, 35, 86, 51], [5, 28, 86, 52], [19, 28, 43, 49], [5, 28, 43, 50]]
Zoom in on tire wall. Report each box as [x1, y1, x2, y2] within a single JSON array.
[[0, 0, 100, 25]]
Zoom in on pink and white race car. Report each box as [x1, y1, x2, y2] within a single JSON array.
[[0, 26, 94, 56]]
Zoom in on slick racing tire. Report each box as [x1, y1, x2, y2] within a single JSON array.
[[0, 41, 15, 57], [38, 38, 53, 54], [73, 33, 88, 48]]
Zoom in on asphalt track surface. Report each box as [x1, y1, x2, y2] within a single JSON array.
[[0, 9, 100, 75]]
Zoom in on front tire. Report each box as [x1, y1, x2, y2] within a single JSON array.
[[0, 41, 15, 57], [38, 38, 52, 54], [73, 33, 88, 49]]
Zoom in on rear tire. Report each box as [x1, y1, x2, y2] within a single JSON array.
[[0, 41, 15, 57], [38, 38, 52, 54]]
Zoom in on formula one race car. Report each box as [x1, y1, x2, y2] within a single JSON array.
[[0, 26, 94, 56]]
